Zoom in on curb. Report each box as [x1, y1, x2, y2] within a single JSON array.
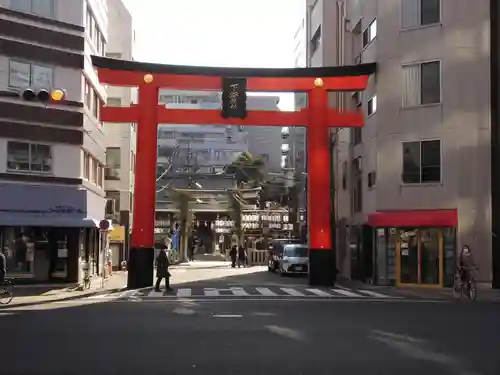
[[0, 286, 128, 310]]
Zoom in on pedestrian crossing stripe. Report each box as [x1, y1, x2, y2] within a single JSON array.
[[139, 286, 397, 299]]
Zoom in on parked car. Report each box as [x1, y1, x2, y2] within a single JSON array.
[[267, 238, 303, 272], [278, 244, 309, 276]]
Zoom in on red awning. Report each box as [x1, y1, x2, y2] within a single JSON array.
[[367, 209, 458, 228]]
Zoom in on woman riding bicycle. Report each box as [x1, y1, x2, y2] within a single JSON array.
[[459, 244, 476, 285]]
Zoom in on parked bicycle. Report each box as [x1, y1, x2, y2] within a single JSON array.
[[0, 278, 14, 305], [452, 266, 477, 300]]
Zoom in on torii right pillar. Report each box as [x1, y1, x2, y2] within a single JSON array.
[[307, 82, 335, 286]]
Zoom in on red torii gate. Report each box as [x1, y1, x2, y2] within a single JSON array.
[[92, 56, 376, 288]]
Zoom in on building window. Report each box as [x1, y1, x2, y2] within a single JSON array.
[[351, 128, 362, 146], [9, 60, 53, 89], [91, 158, 98, 184], [84, 152, 90, 180], [10, 0, 55, 18], [402, 61, 440, 107], [310, 26, 321, 55], [84, 78, 104, 121], [7, 141, 52, 173], [107, 97, 121, 107], [105, 147, 121, 180], [280, 155, 289, 169], [84, 79, 91, 108], [367, 171, 376, 188], [93, 91, 100, 118], [86, 6, 106, 55], [98, 164, 104, 187], [367, 95, 377, 116], [402, 0, 440, 29], [402, 140, 441, 184], [362, 19, 377, 48], [106, 191, 121, 214]]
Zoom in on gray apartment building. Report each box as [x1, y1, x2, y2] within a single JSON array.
[[301, 0, 499, 288], [0, 0, 110, 283]]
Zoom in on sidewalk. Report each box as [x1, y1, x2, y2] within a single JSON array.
[[1, 272, 128, 309], [170, 260, 231, 269], [336, 279, 500, 302]]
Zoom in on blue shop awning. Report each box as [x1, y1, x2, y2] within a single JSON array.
[[0, 183, 101, 228]]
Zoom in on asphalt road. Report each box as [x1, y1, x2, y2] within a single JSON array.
[[1, 297, 499, 375]]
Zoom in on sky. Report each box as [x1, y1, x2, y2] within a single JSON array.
[[121, 0, 304, 109]]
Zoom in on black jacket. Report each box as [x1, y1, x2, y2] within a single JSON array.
[[156, 251, 170, 278], [0, 252, 6, 279]]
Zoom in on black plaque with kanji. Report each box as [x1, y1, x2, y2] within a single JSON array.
[[221, 77, 247, 119]]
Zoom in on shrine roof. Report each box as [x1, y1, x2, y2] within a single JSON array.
[[91, 55, 376, 78]]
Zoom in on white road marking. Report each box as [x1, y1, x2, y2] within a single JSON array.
[[358, 289, 392, 298], [173, 307, 196, 315], [121, 289, 141, 299], [204, 288, 220, 297], [280, 288, 306, 297], [148, 290, 164, 298], [213, 314, 243, 318], [331, 288, 364, 297], [306, 288, 332, 297], [255, 287, 278, 296], [230, 287, 250, 296], [132, 286, 403, 301], [176, 288, 192, 297]]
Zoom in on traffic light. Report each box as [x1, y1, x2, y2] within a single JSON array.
[[221, 77, 247, 119], [20, 88, 66, 102], [0, 88, 68, 102]]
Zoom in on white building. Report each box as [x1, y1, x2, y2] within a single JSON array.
[[102, 0, 136, 254], [0, 0, 109, 283]]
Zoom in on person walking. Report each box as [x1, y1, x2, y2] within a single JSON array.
[[229, 245, 237, 268], [237, 244, 246, 268], [155, 247, 172, 292]]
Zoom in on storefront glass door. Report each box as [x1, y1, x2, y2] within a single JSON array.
[[397, 229, 443, 287], [399, 230, 419, 284]]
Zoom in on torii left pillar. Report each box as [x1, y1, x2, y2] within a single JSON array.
[[127, 78, 159, 289]]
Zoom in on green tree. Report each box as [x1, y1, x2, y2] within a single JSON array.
[[225, 152, 265, 187]]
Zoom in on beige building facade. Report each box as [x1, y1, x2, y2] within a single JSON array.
[[103, 0, 136, 263], [301, 0, 499, 288]]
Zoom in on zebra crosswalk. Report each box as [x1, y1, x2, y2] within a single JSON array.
[[132, 286, 398, 300]]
